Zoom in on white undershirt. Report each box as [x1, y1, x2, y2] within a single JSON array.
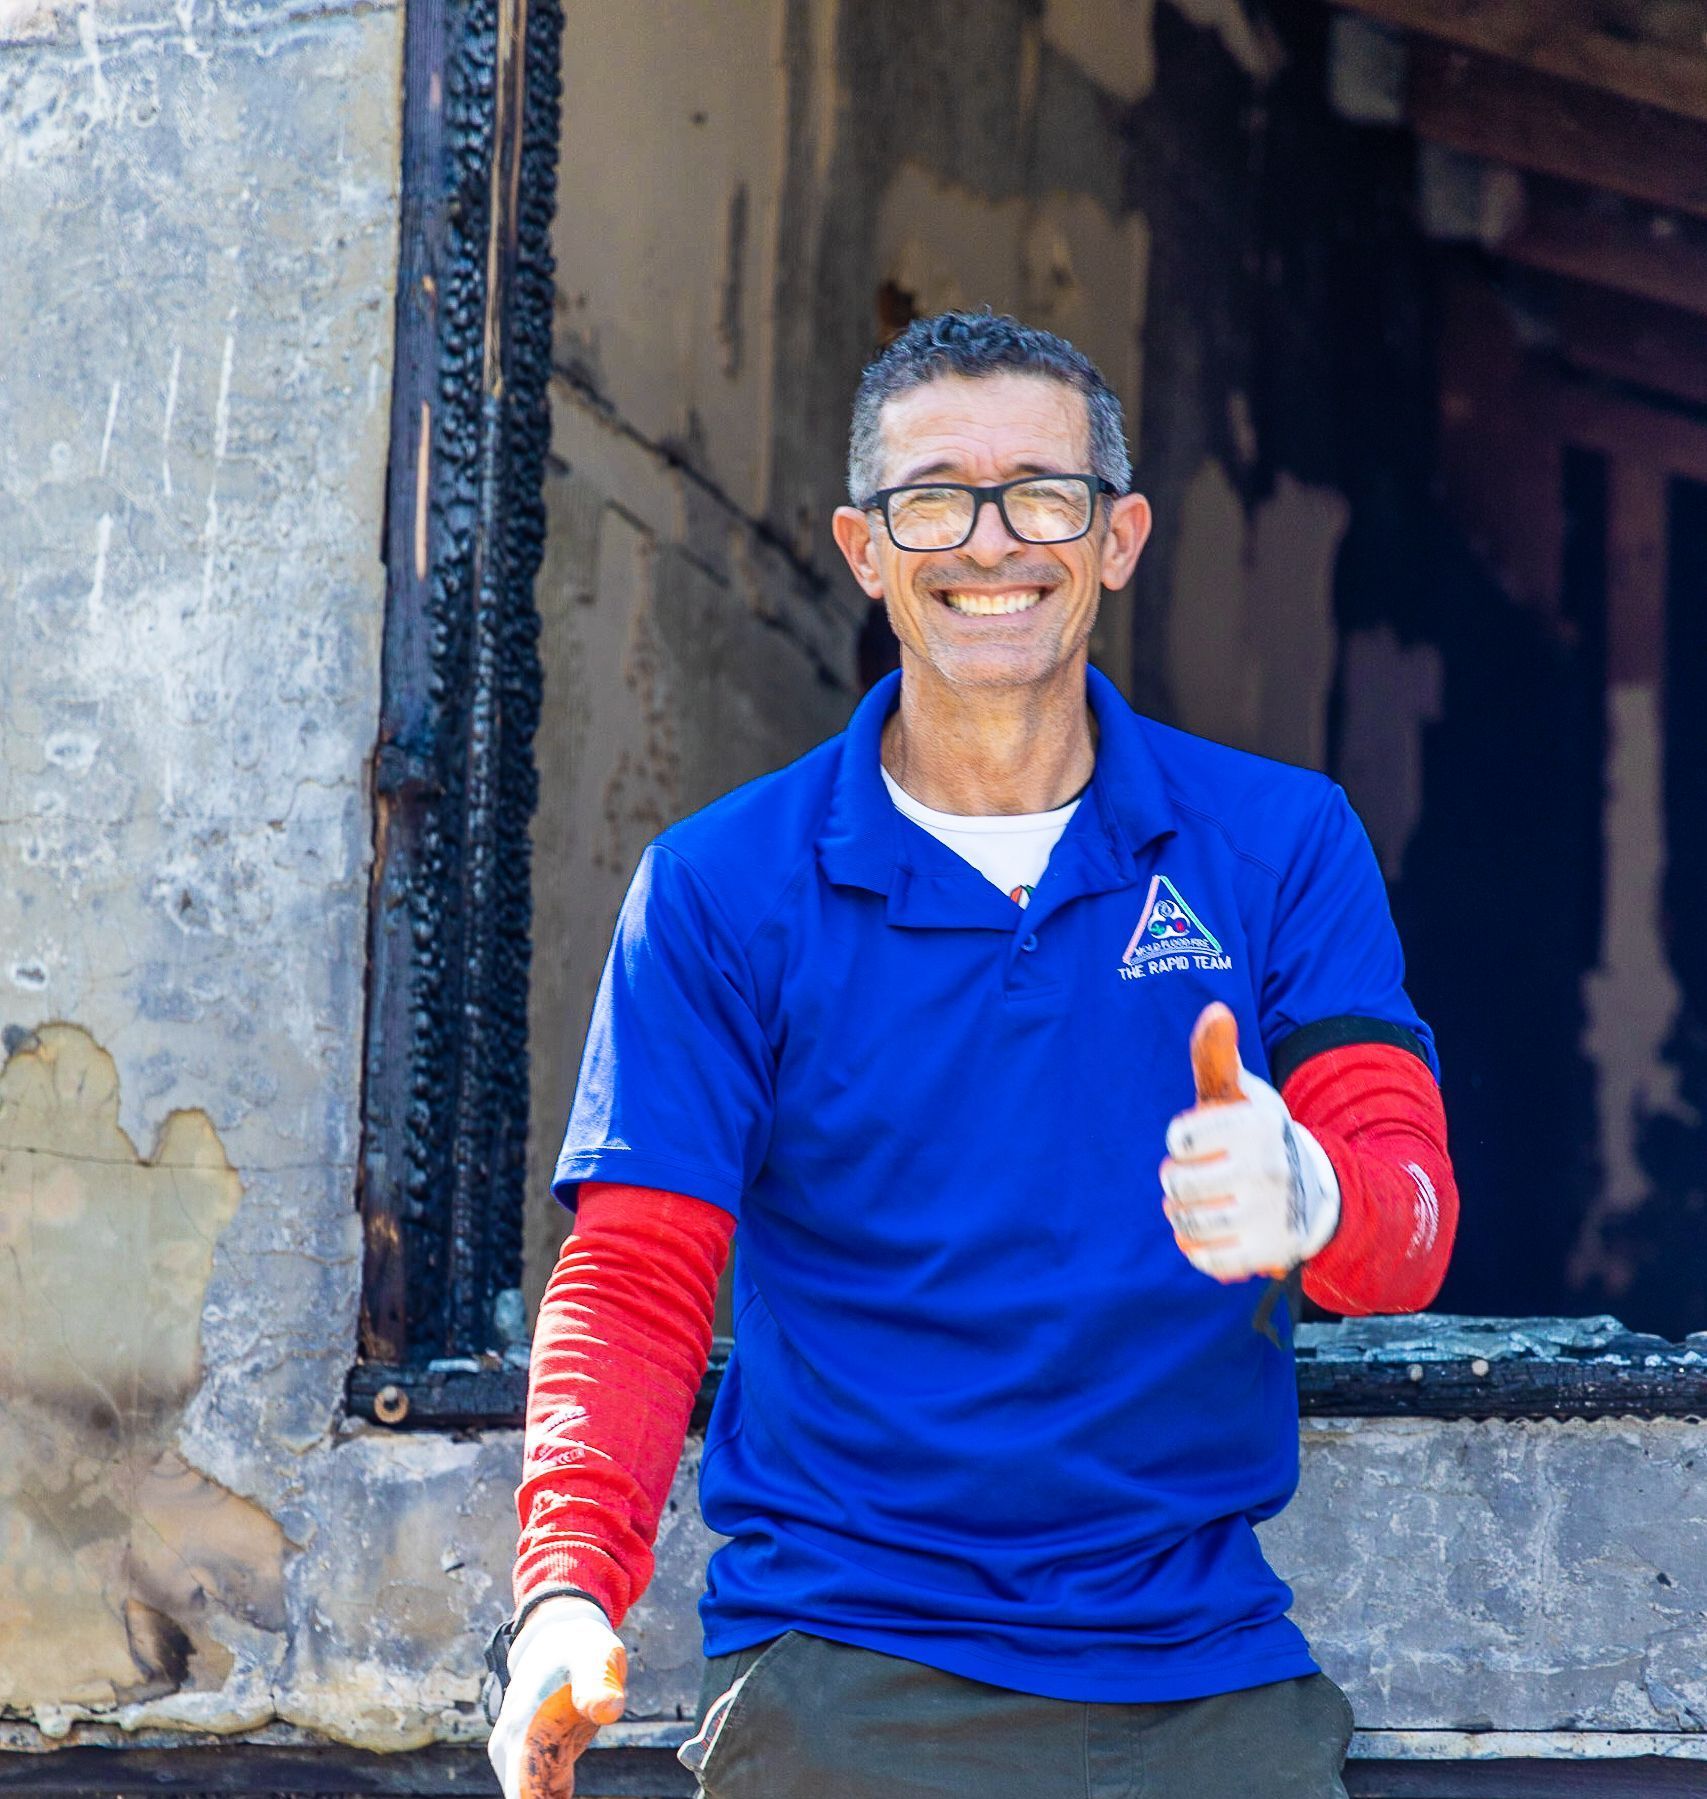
[[881, 766, 1080, 910]]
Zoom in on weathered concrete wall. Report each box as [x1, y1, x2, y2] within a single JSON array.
[[605, 1405, 1707, 1745], [0, 0, 479, 1748]]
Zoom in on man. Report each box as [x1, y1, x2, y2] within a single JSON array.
[[487, 312, 1457, 1799]]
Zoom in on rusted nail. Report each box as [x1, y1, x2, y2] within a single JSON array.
[[374, 1384, 410, 1426]]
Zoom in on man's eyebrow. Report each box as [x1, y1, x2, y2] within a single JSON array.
[[890, 455, 1063, 485]]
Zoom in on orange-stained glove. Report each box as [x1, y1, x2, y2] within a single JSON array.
[[1161, 1003, 1342, 1282], [486, 1593, 627, 1799]]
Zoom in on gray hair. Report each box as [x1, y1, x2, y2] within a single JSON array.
[[846, 309, 1132, 505]]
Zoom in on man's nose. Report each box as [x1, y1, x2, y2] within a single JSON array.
[[961, 492, 1023, 565]]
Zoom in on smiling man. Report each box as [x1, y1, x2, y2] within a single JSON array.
[[486, 312, 1459, 1799]]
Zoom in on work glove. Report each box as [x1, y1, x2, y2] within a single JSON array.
[[1160, 1002, 1340, 1282], [486, 1594, 628, 1799]]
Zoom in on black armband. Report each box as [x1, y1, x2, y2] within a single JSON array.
[[1268, 1015, 1429, 1090]]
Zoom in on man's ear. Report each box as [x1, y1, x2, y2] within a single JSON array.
[[832, 505, 888, 600], [1099, 491, 1153, 591]]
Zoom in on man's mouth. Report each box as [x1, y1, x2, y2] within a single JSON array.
[[936, 587, 1048, 617]]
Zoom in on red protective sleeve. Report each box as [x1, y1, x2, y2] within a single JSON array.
[[1285, 1042, 1459, 1316], [512, 1181, 734, 1628]]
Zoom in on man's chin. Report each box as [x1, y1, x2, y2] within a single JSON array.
[[902, 638, 1084, 693]]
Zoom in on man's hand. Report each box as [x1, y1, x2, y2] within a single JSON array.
[[486, 1595, 628, 1799], [1160, 1003, 1341, 1282]]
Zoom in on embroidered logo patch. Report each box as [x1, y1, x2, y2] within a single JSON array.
[[1119, 875, 1232, 981]]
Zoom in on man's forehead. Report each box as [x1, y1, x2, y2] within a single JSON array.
[[877, 371, 1090, 481]]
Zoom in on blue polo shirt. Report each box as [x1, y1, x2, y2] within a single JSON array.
[[555, 666, 1436, 1703]]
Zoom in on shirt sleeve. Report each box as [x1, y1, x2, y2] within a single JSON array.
[[1258, 782, 1439, 1083], [553, 842, 775, 1217]]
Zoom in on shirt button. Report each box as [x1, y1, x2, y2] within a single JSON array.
[[1022, 933, 1039, 953]]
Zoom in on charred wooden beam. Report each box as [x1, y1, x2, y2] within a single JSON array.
[[1554, 281, 1707, 411], [4, 1744, 1707, 1796], [1491, 177, 1707, 322], [1545, 377, 1707, 481], [359, 0, 562, 1363], [1331, 0, 1707, 127], [1408, 42, 1707, 222], [348, 1318, 1707, 1428], [1345, 1757, 1707, 1796], [0, 1742, 680, 1795]]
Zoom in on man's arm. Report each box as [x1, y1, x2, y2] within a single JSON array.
[[1161, 1011, 1457, 1315], [513, 1181, 734, 1625], [489, 1182, 729, 1799], [1160, 775, 1458, 1316], [1285, 1040, 1456, 1315]]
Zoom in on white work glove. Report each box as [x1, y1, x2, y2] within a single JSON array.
[[486, 1594, 628, 1799], [1160, 1004, 1341, 1283]]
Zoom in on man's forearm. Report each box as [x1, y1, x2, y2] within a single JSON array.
[[1287, 1043, 1458, 1316], [513, 1182, 734, 1627]]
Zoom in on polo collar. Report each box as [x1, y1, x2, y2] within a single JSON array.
[[816, 666, 1177, 910]]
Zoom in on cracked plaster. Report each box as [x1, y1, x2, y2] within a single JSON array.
[[0, 1027, 281, 1719]]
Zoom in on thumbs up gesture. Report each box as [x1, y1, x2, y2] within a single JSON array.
[[1160, 1003, 1342, 1282]]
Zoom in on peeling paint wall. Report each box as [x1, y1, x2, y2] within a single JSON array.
[[0, 1027, 279, 1714], [0, 0, 435, 1749]]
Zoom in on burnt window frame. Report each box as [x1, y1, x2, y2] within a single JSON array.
[[352, 0, 559, 1405], [346, 2, 1707, 1433]]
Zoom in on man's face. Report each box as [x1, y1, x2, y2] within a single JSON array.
[[832, 371, 1151, 693]]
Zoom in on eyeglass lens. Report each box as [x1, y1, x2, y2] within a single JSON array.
[[887, 478, 1092, 549]]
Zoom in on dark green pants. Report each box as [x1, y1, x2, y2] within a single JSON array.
[[682, 1631, 1353, 1798]]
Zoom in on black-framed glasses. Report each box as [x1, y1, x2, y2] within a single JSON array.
[[860, 473, 1120, 552]]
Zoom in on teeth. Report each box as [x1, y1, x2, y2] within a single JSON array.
[[941, 588, 1044, 616]]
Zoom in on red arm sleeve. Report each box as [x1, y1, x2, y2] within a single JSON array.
[[1284, 1042, 1459, 1316], [512, 1181, 735, 1628]]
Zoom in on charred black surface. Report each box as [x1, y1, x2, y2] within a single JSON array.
[[350, 1316, 1707, 1430], [2, 1744, 1701, 1796], [1616, 475, 1707, 1339], [359, 0, 562, 1363]]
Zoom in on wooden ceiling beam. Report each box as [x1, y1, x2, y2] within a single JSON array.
[[1331, 0, 1707, 126], [1553, 281, 1707, 410], [1408, 41, 1707, 222], [1490, 178, 1707, 322], [1543, 376, 1707, 483]]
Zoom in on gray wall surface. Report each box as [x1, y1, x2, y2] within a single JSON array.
[[0, 0, 455, 1746]]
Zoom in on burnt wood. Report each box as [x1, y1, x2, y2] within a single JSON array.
[[1330, 0, 1707, 127], [358, 0, 562, 1364], [1554, 284, 1707, 413], [0, 1743, 660, 1794], [347, 1325, 1707, 1429], [1492, 179, 1707, 324], [3, 1745, 1705, 1796], [1408, 42, 1707, 222], [1345, 1758, 1707, 1796], [360, 0, 450, 1368]]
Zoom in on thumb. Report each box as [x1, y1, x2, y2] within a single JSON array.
[[567, 1633, 628, 1727], [1190, 1002, 1243, 1107]]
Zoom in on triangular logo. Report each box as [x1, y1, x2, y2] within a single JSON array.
[[1121, 874, 1222, 967]]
